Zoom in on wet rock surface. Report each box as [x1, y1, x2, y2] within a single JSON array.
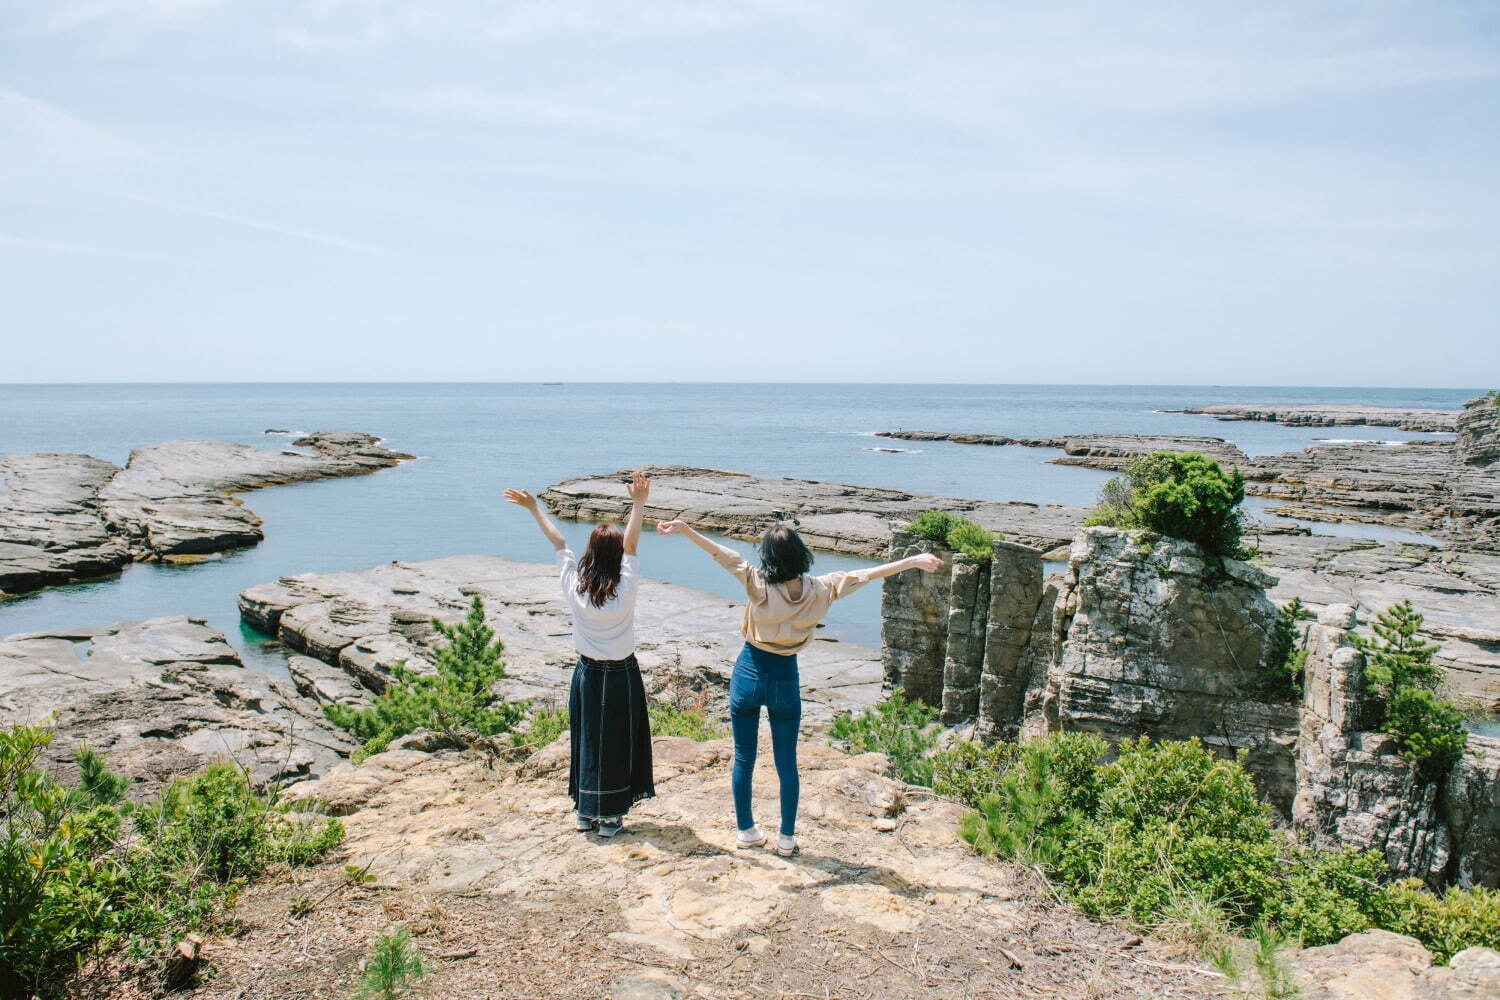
[[0, 431, 409, 596], [240, 555, 883, 726], [0, 615, 355, 795]]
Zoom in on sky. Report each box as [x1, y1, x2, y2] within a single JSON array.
[[1, 1, 1497, 385]]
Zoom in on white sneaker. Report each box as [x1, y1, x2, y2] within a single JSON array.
[[575, 814, 596, 832], [775, 835, 798, 857], [736, 826, 767, 848]]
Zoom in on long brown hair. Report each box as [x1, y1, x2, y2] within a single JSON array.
[[577, 524, 624, 608]]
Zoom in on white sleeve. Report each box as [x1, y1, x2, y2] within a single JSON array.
[[556, 548, 578, 596]]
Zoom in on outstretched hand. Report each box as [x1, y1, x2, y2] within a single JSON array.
[[627, 469, 650, 502], [503, 488, 538, 511], [658, 519, 688, 535], [912, 553, 946, 573]]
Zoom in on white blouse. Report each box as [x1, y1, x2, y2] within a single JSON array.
[[555, 548, 639, 661]]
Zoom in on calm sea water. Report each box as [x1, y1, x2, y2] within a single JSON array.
[[0, 384, 1476, 673]]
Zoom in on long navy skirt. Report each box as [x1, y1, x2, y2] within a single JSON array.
[[568, 653, 655, 820]]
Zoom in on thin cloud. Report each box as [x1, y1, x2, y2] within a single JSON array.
[[0, 233, 182, 263], [140, 199, 413, 261]]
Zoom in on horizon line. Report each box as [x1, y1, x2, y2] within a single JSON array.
[[0, 380, 1488, 392]]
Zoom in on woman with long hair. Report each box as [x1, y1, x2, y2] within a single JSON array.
[[658, 517, 944, 856], [505, 471, 653, 837]]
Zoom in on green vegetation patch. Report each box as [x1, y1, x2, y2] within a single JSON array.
[[829, 693, 941, 785], [907, 510, 1002, 562], [955, 733, 1499, 963], [325, 595, 527, 760], [1352, 601, 1467, 776], [0, 725, 342, 996], [1085, 451, 1247, 557], [649, 702, 725, 741]]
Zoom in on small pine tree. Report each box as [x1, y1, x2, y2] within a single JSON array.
[[1352, 601, 1466, 775], [325, 595, 525, 756]]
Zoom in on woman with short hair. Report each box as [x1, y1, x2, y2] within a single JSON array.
[[658, 517, 943, 855], [505, 471, 653, 837]]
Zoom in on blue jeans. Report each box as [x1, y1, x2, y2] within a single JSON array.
[[729, 642, 801, 837]]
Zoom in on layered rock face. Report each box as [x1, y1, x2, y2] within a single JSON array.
[[1457, 394, 1500, 468], [885, 525, 1500, 884], [542, 467, 1500, 710], [0, 431, 410, 596], [1294, 605, 1500, 888], [0, 616, 354, 795]]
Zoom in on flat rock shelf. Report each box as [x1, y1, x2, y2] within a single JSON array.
[[542, 467, 1500, 711], [238, 554, 883, 727], [0, 430, 411, 598]]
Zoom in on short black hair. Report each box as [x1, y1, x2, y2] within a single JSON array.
[[759, 524, 813, 585]]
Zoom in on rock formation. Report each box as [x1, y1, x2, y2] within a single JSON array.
[[239, 555, 882, 726], [1294, 605, 1500, 888], [1292, 929, 1500, 1000], [0, 431, 410, 596], [878, 430, 1251, 470], [1457, 393, 1500, 468], [1167, 404, 1458, 432], [543, 467, 1500, 711], [540, 466, 1086, 557], [0, 616, 354, 795], [883, 524, 1500, 886]]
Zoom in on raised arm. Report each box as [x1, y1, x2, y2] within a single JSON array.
[[623, 470, 649, 556], [859, 552, 946, 581], [503, 489, 566, 550], [657, 519, 740, 561]]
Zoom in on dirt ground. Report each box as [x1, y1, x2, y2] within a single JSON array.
[[159, 736, 1226, 1000]]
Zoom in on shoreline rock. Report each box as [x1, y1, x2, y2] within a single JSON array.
[[878, 430, 1251, 470], [0, 615, 355, 795], [0, 431, 411, 597], [239, 554, 884, 727], [541, 467, 1500, 710], [1165, 404, 1458, 432], [540, 465, 1086, 557]]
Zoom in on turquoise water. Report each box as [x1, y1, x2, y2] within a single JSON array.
[[0, 384, 1476, 671]]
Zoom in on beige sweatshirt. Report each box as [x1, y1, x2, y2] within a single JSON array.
[[713, 549, 873, 655]]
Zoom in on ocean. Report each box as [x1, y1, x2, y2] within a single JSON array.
[[0, 383, 1476, 675]]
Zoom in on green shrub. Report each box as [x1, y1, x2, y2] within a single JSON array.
[[1253, 597, 1311, 700], [1063, 739, 1280, 924], [1370, 880, 1500, 963], [959, 739, 1086, 869], [521, 705, 569, 751], [908, 510, 961, 544], [1484, 389, 1500, 407], [954, 731, 1500, 963], [906, 509, 1000, 562], [649, 703, 724, 741], [932, 740, 1021, 808], [1352, 601, 1467, 776], [0, 725, 342, 995], [1268, 846, 1384, 947], [325, 595, 527, 757], [1086, 451, 1246, 557], [829, 693, 941, 785], [353, 926, 426, 999]]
